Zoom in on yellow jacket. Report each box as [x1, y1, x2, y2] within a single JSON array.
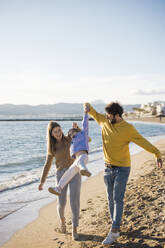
[[88, 104, 161, 167]]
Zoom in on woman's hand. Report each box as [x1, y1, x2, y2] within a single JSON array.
[[38, 183, 44, 191]]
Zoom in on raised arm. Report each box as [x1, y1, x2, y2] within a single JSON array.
[[82, 113, 88, 135], [84, 103, 106, 125]]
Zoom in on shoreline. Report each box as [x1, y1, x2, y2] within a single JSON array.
[[1, 138, 165, 248], [0, 116, 165, 123], [125, 116, 165, 124]]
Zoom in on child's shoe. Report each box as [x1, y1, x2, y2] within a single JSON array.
[[80, 169, 91, 177], [48, 186, 61, 196]]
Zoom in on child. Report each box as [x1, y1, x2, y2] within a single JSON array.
[[48, 112, 91, 196]]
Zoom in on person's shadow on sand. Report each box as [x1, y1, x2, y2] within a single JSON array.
[[109, 241, 164, 248], [53, 230, 165, 247], [75, 233, 103, 242], [116, 229, 165, 248], [75, 230, 165, 248]]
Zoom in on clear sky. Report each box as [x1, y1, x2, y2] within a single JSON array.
[[0, 0, 165, 105]]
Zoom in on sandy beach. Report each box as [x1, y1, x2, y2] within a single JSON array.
[[1, 136, 165, 248], [125, 115, 165, 124]]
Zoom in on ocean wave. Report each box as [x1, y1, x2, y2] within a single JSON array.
[[0, 169, 55, 193], [0, 155, 46, 168]]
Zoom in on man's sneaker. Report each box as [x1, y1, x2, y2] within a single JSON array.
[[102, 231, 120, 245], [48, 186, 61, 196], [80, 169, 91, 177]]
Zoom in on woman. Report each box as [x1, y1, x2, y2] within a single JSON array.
[[38, 121, 81, 240]]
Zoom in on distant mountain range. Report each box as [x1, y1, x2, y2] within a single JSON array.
[[0, 102, 140, 120]]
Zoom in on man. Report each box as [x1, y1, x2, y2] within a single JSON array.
[[84, 102, 163, 245]]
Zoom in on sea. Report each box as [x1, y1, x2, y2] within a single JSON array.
[[0, 119, 165, 246]]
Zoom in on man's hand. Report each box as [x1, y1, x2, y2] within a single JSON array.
[[157, 158, 163, 168], [84, 103, 90, 113], [38, 183, 44, 191]]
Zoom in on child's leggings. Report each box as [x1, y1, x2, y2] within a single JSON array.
[[57, 153, 88, 189]]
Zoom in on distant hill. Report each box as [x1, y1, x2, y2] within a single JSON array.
[[0, 103, 140, 119]]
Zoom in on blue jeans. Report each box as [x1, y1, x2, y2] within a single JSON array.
[[104, 166, 130, 229]]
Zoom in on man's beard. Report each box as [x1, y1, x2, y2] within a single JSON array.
[[111, 117, 116, 124]]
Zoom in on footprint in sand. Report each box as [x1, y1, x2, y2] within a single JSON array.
[[91, 221, 97, 225], [57, 240, 64, 245], [81, 208, 87, 212], [87, 198, 93, 204]]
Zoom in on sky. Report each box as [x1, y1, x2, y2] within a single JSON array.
[[0, 0, 165, 105]]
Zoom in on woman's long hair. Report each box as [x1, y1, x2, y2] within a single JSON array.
[[47, 121, 64, 155]]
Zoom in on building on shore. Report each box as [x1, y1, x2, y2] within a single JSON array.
[[131, 101, 165, 118], [140, 101, 165, 116]]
